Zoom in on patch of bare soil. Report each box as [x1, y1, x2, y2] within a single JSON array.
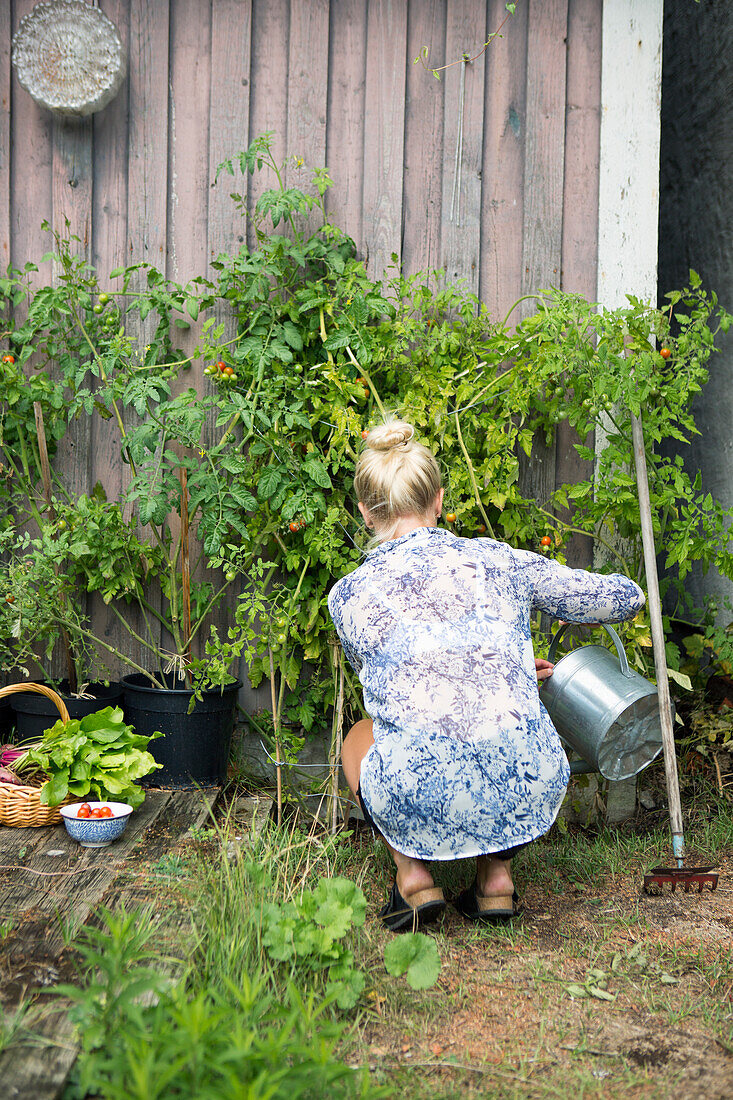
[[357, 833, 733, 1099]]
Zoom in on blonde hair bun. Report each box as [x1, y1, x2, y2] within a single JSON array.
[[366, 421, 415, 452], [354, 419, 442, 542]]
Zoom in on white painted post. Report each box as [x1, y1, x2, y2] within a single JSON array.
[[597, 0, 664, 311], [595, 0, 664, 822]]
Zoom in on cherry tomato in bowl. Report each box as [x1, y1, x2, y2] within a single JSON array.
[[60, 802, 133, 848]]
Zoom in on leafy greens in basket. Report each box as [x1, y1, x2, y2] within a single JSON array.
[[15, 706, 161, 808]]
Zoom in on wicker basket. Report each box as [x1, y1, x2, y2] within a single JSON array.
[[0, 683, 72, 827]]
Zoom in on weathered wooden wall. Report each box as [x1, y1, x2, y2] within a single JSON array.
[[2, 0, 602, 330], [1, 0, 604, 687]]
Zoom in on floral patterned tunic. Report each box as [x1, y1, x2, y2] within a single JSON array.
[[328, 527, 645, 860]]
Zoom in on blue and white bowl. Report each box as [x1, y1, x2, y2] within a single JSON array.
[[59, 802, 133, 848]]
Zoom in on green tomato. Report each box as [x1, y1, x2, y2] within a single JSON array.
[[276, 632, 287, 645], [98, 292, 110, 305], [93, 303, 104, 315], [225, 570, 237, 582]]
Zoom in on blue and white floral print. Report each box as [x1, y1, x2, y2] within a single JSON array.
[[328, 527, 645, 860]]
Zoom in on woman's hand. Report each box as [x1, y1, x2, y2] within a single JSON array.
[[535, 658, 554, 682]]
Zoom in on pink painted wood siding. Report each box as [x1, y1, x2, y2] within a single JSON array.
[[1, 0, 603, 684]]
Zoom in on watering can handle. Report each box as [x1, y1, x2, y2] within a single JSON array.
[[546, 623, 632, 677]]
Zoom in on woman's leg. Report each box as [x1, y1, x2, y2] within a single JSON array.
[[341, 719, 436, 900], [475, 854, 514, 899]]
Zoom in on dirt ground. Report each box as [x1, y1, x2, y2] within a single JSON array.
[[354, 828, 733, 1100]]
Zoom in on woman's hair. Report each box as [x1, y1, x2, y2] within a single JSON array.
[[355, 420, 442, 541]]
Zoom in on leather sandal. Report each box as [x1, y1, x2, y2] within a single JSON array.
[[379, 881, 446, 932], [455, 881, 519, 922]]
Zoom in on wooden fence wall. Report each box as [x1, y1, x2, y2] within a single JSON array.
[[1, 0, 603, 686]]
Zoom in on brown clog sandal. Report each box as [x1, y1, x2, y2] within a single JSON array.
[[455, 882, 518, 922], [379, 881, 446, 932]]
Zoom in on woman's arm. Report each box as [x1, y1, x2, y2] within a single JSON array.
[[515, 549, 645, 624]]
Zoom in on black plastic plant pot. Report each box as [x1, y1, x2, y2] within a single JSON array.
[[0, 697, 16, 743], [121, 673, 241, 789], [11, 681, 124, 741]]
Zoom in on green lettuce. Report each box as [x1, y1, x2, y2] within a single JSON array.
[[22, 706, 162, 809]]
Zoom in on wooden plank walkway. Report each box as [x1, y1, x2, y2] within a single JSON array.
[[0, 788, 218, 1100]]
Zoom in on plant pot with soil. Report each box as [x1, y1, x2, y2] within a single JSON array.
[[121, 672, 241, 788]]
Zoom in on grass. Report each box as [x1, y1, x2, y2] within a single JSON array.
[[15, 781, 729, 1099]]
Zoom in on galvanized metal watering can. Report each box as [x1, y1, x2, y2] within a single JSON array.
[[541, 624, 665, 782]]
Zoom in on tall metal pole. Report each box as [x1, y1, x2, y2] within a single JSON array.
[[630, 411, 685, 865]]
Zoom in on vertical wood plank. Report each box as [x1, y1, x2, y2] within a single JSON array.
[[208, 0, 252, 269], [560, 0, 601, 301], [479, 0, 528, 322], [521, 0, 568, 307], [207, 0, 254, 703], [556, 0, 602, 568], [91, 0, 130, 500], [10, 0, 54, 285], [287, 0, 329, 181], [326, 0, 367, 247], [440, 0, 487, 295], [51, 115, 93, 505], [124, 0, 171, 670], [88, 1, 132, 667], [169, 0, 212, 285], [362, 0, 408, 280], [247, 0, 289, 247], [127, 0, 170, 281], [402, 0, 445, 274], [0, 1, 11, 273], [518, 0, 569, 517]]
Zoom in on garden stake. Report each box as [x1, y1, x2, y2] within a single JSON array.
[[179, 467, 192, 672], [33, 400, 78, 694], [329, 644, 345, 834], [268, 645, 282, 826], [630, 410, 718, 894]]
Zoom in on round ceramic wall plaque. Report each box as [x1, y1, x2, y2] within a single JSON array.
[[11, 0, 126, 118]]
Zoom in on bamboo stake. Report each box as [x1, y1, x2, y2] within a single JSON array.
[[268, 645, 282, 826], [179, 467, 192, 674], [630, 411, 685, 865], [330, 644, 345, 835], [33, 401, 77, 694]]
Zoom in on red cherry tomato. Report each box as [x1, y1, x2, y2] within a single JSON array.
[[660, 347, 671, 360], [216, 360, 226, 372], [476, 524, 486, 534], [289, 522, 299, 533], [98, 806, 113, 818], [77, 803, 91, 819], [361, 430, 369, 440], [2, 354, 15, 365], [540, 535, 552, 548], [446, 512, 457, 523]]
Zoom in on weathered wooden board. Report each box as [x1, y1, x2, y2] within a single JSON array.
[[440, 0, 486, 297], [326, 0, 368, 247], [1, 0, 619, 679], [0, 787, 218, 1100], [287, 0, 329, 184], [247, 0, 289, 248], [402, 0, 445, 274], [480, 0, 529, 323], [208, 0, 253, 269], [362, 0, 408, 279], [0, 1, 11, 273], [10, 0, 54, 290], [518, 0, 569, 537], [51, 114, 93, 529], [169, 0, 212, 286], [556, 0, 603, 569]]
